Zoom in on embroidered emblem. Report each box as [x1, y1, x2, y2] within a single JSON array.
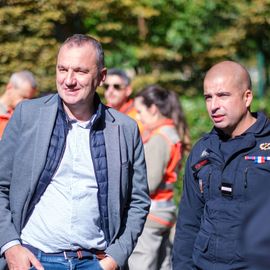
[[260, 143, 270, 150], [245, 156, 270, 164], [201, 149, 210, 158]]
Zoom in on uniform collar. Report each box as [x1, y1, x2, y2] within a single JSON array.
[[200, 112, 270, 164], [208, 112, 269, 141]]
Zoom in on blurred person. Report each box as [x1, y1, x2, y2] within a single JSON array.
[[0, 34, 150, 270], [173, 60, 270, 269], [128, 85, 189, 270], [0, 70, 37, 138], [103, 68, 143, 132]]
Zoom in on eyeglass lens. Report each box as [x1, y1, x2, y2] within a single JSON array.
[[103, 84, 124, 90]]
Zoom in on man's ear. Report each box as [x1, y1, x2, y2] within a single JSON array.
[[99, 68, 107, 85], [245, 89, 253, 108], [149, 104, 158, 115], [5, 83, 13, 92]]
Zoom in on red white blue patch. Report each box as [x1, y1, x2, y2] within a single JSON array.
[[245, 156, 270, 164]]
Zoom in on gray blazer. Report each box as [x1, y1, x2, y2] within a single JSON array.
[[0, 94, 150, 269]]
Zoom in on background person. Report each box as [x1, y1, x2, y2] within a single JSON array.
[[173, 60, 270, 269], [103, 68, 143, 132], [128, 85, 189, 270], [0, 34, 150, 270], [0, 70, 37, 138]]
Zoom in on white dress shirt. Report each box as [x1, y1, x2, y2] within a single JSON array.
[[20, 118, 107, 252]]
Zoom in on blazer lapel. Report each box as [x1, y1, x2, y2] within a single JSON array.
[[104, 121, 121, 237], [30, 97, 58, 191]]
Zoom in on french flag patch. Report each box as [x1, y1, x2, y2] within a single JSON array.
[[245, 156, 270, 164]]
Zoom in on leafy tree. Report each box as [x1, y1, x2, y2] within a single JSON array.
[[0, 0, 106, 92], [1, 0, 270, 96], [207, 0, 270, 94]]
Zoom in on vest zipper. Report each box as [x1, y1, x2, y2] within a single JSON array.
[[244, 167, 248, 188]]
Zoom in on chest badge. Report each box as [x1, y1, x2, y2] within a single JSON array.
[[260, 143, 270, 150], [245, 155, 270, 164], [192, 159, 209, 172]]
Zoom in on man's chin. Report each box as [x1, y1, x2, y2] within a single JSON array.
[[109, 102, 122, 109], [213, 122, 228, 131]]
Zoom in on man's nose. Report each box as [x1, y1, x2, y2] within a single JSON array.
[[211, 97, 219, 111], [65, 70, 76, 86]]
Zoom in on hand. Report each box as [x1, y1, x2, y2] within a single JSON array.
[[99, 256, 118, 270], [5, 244, 44, 270]]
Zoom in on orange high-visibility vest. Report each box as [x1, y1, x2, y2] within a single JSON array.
[[142, 119, 182, 201], [0, 109, 13, 139], [119, 99, 144, 133]]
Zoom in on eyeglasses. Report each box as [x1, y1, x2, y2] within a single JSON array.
[[103, 83, 126, 91]]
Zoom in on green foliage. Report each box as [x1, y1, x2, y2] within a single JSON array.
[[1, 0, 270, 95], [0, 0, 108, 93], [182, 95, 212, 144], [174, 94, 211, 204]]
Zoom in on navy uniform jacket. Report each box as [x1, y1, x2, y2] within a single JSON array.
[[173, 112, 270, 270], [241, 194, 270, 270]]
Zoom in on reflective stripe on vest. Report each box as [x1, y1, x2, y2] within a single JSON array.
[[148, 213, 175, 228]]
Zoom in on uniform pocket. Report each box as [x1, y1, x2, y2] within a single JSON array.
[[243, 164, 270, 198], [193, 230, 212, 267], [194, 230, 210, 252], [216, 237, 238, 263]]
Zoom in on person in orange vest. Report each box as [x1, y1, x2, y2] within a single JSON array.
[[0, 70, 37, 139], [103, 68, 143, 132], [128, 85, 190, 270]]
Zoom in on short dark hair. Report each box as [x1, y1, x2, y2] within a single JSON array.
[[107, 68, 131, 86], [60, 34, 105, 71], [136, 84, 190, 152]]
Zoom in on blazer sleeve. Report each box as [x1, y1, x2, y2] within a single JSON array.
[[172, 150, 205, 269], [105, 123, 151, 267], [0, 103, 23, 250]]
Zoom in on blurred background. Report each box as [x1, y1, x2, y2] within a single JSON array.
[[1, 0, 270, 146]]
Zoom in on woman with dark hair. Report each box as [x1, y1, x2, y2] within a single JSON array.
[[128, 85, 190, 270]]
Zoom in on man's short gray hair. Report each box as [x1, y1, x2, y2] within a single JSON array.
[[107, 68, 131, 86], [9, 70, 37, 89]]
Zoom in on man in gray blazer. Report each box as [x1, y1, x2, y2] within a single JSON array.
[[0, 34, 150, 270]]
